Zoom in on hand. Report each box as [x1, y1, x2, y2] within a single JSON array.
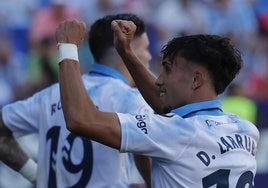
[[56, 20, 86, 46], [111, 20, 137, 55]]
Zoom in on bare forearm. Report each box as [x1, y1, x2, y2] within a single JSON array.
[[0, 136, 29, 171], [0, 136, 38, 184], [0, 111, 28, 171], [59, 60, 87, 126], [0, 111, 37, 184], [111, 20, 164, 114], [120, 50, 164, 114]]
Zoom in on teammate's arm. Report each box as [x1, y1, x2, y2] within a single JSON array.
[[134, 154, 151, 188], [56, 20, 121, 149], [0, 110, 37, 184], [111, 20, 164, 114]]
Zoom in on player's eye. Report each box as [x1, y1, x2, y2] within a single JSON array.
[[162, 61, 172, 73]]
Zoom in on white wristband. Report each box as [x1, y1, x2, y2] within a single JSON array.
[[57, 43, 79, 63], [19, 158, 38, 184]]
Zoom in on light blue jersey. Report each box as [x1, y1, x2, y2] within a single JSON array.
[[2, 64, 152, 188], [118, 100, 260, 187]]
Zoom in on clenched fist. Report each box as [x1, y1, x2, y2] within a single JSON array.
[[56, 20, 86, 46], [111, 20, 137, 55]]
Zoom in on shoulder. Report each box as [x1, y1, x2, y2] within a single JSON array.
[[32, 82, 60, 101], [234, 115, 260, 141], [7, 83, 60, 108], [82, 74, 130, 91], [146, 113, 197, 136]]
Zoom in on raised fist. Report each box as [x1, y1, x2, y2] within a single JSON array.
[[111, 20, 137, 55], [56, 20, 86, 46]]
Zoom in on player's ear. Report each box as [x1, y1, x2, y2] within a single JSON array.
[[192, 70, 204, 90]]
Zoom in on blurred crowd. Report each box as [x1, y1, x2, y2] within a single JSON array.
[[0, 0, 268, 187]]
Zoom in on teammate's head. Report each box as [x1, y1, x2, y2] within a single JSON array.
[[89, 13, 147, 64], [160, 34, 242, 95]]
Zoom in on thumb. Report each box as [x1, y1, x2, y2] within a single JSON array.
[[111, 20, 120, 32]]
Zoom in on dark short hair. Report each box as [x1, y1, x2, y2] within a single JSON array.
[[89, 13, 146, 62], [160, 34, 242, 95]]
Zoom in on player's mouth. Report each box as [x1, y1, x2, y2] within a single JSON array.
[[159, 89, 166, 97]]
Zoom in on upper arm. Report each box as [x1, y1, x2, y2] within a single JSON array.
[[90, 111, 122, 150], [66, 109, 122, 150]]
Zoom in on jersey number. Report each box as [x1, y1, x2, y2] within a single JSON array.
[[46, 126, 93, 187], [202, 169, 254, 188]]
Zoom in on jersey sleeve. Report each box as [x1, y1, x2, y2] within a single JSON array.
[[2, 87, 50, 137], [118, 112, 196, 160]]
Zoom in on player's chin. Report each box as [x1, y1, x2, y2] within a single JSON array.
[[162, 103, 172, 114]]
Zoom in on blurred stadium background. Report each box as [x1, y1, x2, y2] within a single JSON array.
[[0, 0, 267, 187]]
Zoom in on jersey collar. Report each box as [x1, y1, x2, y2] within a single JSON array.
[[171, 99, 223, 118], [89, 63, 128, 84]]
